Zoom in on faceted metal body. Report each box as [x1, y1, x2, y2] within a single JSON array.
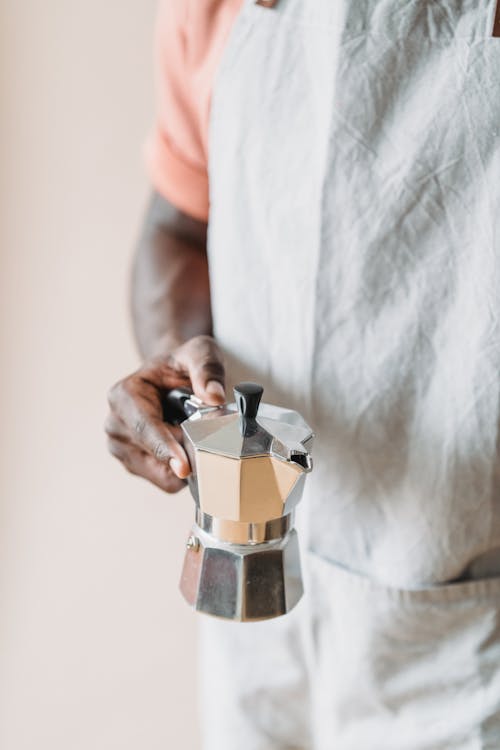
[[177, 388, 313, 621], [180, 526, 303, 622]]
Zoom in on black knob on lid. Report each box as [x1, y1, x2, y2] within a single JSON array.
[[234, 382, 263, 420]]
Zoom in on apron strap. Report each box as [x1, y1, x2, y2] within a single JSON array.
[[255, 0, 279, 7]]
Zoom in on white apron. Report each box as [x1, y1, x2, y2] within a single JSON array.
[[201, 1, 500, 747]]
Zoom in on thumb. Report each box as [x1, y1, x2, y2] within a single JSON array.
[[175, 336, 226, 405]]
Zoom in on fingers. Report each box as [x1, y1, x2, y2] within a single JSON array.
[[104, 414, 184, 444], [107, 375, 191, 479], [171, 335, 226, 405], [107, 435, 185, 493], [106, 335, 226, 494]]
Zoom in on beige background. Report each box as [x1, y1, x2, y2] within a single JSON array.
[[0, 2, 199, 748]]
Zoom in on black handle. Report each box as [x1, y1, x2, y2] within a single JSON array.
[[162, 387, 194, 425], [233, 382, 263, 420]]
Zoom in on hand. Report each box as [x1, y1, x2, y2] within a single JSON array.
[[105, 335, 225, 493]]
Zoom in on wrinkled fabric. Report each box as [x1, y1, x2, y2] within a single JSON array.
[[201, 0, 500, 747]]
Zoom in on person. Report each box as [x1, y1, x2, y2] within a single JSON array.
[[106, 0, 500, 747]]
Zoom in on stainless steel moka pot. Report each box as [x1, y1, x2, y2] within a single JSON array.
[[165, 382, 314, 622]]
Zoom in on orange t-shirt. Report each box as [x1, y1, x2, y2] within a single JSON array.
[[145, 0, 244, 221]]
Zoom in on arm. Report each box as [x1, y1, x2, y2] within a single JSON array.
[[105, 191, 226, 493], [131, 190, 212, 358]]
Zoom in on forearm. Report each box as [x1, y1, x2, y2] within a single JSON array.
[[131, 191, 212, 359]]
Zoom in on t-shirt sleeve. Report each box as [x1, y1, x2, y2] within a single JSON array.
[[145, 0, 209, 221]]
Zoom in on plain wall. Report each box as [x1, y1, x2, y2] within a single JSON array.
[[0, 2, 199, 748]]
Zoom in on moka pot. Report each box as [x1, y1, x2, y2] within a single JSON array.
[[165, 382, 314, 622]]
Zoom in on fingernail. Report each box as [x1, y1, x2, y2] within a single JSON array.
[[206, 380, 225, 401], [170, 458, 186, 478]]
